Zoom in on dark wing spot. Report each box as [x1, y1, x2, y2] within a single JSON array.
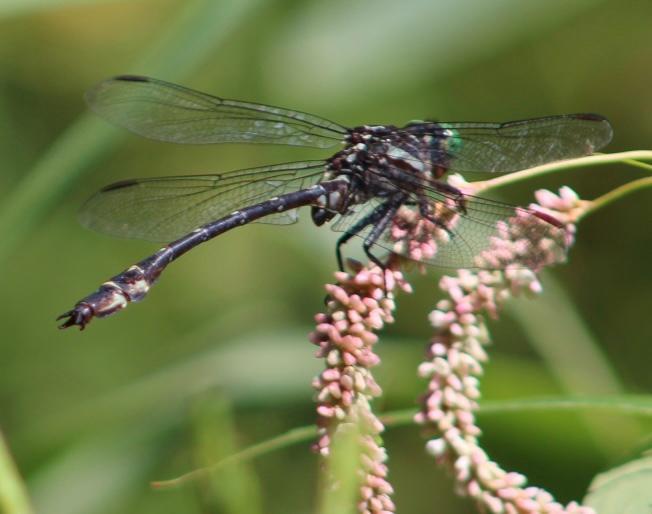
[[100, 179, 140, 192], [573, 113, 608, 122], [113, 75, 150, 83]]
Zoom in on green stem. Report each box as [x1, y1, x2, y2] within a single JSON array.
[[622, 158, 652, 173], [151, 425, 316, 489], [580, 175, 652, 219], [475, 150, 652, 193], [151, 394, 652, 490]]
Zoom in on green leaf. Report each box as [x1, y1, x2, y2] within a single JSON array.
[[0, 431, 34, 514], [190, 396, 263, 514], [316, 411, 363, 514], [584, 453, 652, 514]]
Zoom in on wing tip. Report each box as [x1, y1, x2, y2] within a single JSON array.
[[573, 112, 608, 122], [85, 75, 152, 106], [565, 113, 613, 149], [581, 113, 614, 147]]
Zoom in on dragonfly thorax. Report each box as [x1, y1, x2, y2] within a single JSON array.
[[311, 124, 448, 227]]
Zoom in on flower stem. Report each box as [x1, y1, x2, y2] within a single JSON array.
[[579, 175, 652, 220], [150, 395, 652, 490], [151, 426, 316, 489], [475, 150, 652, 193], [622, 158, 652, 173]]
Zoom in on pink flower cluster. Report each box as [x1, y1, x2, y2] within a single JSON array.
[[310, 185, 593, 514], [413, 186, 596, 514], [389, 197, 461, 268], [310, 260, 411, 514]]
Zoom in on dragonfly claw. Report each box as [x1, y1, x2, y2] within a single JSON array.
[[57, 304, 94, 330]]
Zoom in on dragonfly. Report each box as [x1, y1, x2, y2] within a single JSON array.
[[58, 75, 613, 330]]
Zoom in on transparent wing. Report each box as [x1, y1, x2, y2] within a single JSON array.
[[331, 192, 567, 270], [80, 161, 327, 242], [86, 75, 347, 148], [412, 193, 566, 269], [405, 114, 612, 173]]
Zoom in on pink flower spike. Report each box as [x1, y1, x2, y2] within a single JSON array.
[[312, 187, 586, 514], [317, 405, 335, 418], [535, 188, 560, 208], [312, 262, 410, 514], [414, 188, 592, 514]]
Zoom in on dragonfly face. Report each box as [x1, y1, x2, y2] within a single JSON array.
[[58, 75, 613, 330]]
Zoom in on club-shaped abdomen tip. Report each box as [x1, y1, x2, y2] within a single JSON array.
[[57, 304, 93, 330]]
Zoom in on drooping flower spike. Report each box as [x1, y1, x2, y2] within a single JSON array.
[[312, 186, 595, 514]]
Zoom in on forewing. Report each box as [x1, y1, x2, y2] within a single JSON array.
[[407, 114, 612, 173], [86, 75, 347, 148], [80, 161, 327, 242]]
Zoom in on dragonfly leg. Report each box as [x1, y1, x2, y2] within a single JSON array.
[[335, 195, 406, 270], [362, 201, 403, 268]]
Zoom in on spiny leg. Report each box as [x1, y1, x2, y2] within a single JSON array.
[[335, 206, 388, 270], [335, 195, 406, 270], [361, 199, 404, 268]]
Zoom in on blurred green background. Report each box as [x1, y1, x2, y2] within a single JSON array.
[[1, 0, 651, 513]]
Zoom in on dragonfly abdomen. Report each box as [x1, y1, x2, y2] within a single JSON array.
[[59, 180, 350, 329]]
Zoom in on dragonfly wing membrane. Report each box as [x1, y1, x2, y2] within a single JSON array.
[[86, 75, 347, 148], [80, 161, 327, 242], [417, 114, 613, 173]]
